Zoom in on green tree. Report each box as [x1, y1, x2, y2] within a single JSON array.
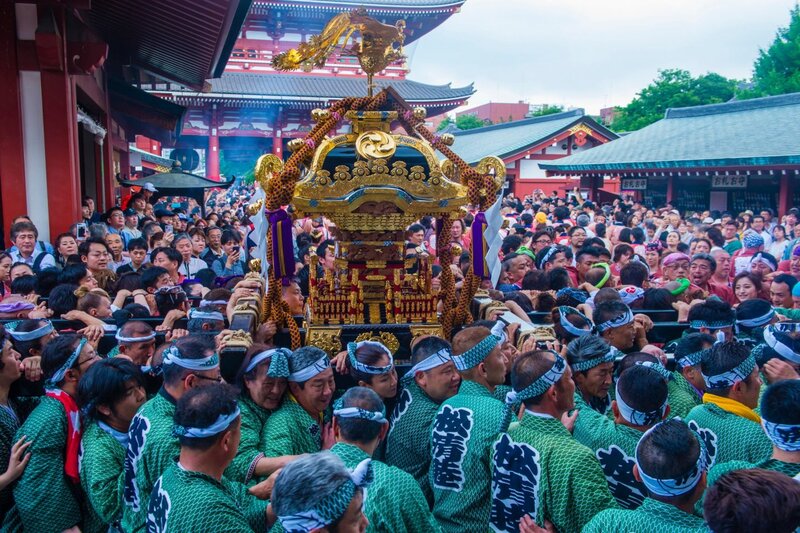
[[612, 69, 736, 131], [436, 116, 454, 131], [529, 104, 564, 117], [455, 114, 490, 130], [749, 5, 800, 96]]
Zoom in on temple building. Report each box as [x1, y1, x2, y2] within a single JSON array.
[[138, 0, 474, 181], [0, 0, 251, 241], [541, 93, 800, 215], [448, 109, 620, 198]]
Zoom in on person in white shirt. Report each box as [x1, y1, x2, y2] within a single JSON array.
[[7, 221, 56, 272], [173, 233, 208, 279]]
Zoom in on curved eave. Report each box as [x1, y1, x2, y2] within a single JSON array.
[[539, 155, 800, 172], [253, 0, 464, 13]]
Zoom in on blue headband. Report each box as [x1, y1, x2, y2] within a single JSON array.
[[635, 360, 671, 381], [557, 306, 594, 338], [402, 347, 452, 383], [537, 245, 559, 269], [596, 309, 634, 333], [556, 287, 589, 304], [615, 380, 668, 426], [635, 421, 708, 497], [763, 326, 800, 365], [45, 338, 87, 388], [173, 406, 241, 438], [333, 396, 388, 425], [736, 309, 775, 329], [289, 355, 330, 382], [689, 320, 733, 330], [6, 320, 54, 342], [701, 354, 756, 389], [676, 348, 708, 369], [761, 419, 800, 452], [347, 342, 394, 375], [453, 334, 501, 371], [571, 345, 620, 372], [505, 353, 566, 406], [162, 344, 219, 371]]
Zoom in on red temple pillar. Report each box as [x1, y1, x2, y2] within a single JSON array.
[[207, 105, 220, 181], [778, 173, 794, 217], [0, 2, 27, 240]]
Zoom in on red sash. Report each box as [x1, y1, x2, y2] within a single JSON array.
[[46, 389, 82, 483]]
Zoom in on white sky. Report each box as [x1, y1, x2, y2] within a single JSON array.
[[408, 0, 798, 115]]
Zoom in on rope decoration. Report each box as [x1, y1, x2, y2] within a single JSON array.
[[260, 89, 491, 340]]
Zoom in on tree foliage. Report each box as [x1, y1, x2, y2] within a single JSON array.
[[749, 5, 800, 97], [529, 104, 564, 118], [612, 69, 736, 131], [456, 114, 490, 130]]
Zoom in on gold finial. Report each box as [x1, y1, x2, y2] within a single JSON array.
[[412, 107, 427, 120], [440, 133, 455, 146]]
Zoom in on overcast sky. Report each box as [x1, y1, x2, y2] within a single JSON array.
[[408, 0, 798, 115]]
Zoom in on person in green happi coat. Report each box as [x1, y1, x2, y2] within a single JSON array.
[[3, 334, 101, 533], [584, 418, 710, 532], [146, 384, 272, 532], [565, 334, 617, 416], [78, 358, 147, 533], [122, 335, 223, 532], [669, 333, 713, 419], [430, 326, 509, 533], [490, 349, 616, 533], [330, 386, 439, 532], [272, 451, 372, 532], [228, 344, 297, 484], [260, 346, 335, 457], [685, 341, 771, 467], [385, 336, 460, 504], [707, 379, 800, 485]]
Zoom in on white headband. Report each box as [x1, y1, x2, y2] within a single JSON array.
[[188, 309, 225, 322], [763, 326, 800, 364], [115, 331, 156, 344], [407, 348, 452, 377], [173, 407, 240, 439], [200, 299, 228, 306], [6, 320, 54, 342], [289, 355, 330, 382], [162, 345, 219, 371]]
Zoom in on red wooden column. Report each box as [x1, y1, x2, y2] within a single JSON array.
[[666, 175, 675, 204], [0, 3, 27, 239], [207, 104, 220, 181], [778, 173, 794, 217]]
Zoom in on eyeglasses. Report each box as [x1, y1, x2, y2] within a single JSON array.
[[535, 239, 552, 245], [191, 373, 223, 383]]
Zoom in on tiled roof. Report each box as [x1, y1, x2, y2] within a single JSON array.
[[253, 0, 464, 9], [165, 72, 474, 103], [540, 92, 800, 172], [130, 146, 174, 167], [449, 110, 617, 164]]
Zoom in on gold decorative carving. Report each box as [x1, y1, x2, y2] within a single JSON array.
[[410, 325, 444, 340], [355, 331, 400, 354], [254, 154, 284, 192], [306, 327, 343, 357], [219, 330, 253, 349], [569, 123, 594, 137], [515, 326, 557, 351], [246, 199, 263, 216], [412, 107, 427, 120], [248, 259, 262, 272], [476, 156, 507, 196]]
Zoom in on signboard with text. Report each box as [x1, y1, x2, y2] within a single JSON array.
[[621, 178, 647, 190], [711, 175, 747, 189]]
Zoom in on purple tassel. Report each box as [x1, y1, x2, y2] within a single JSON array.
[[268, 209, 295, 279], [471, 212, 489, 279]]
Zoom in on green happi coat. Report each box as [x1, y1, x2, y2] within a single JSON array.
[[122, 389, 180, 533], [2, 396, 82, 533], [489, 412, 616, 533], [260, 394, 323, 457], [226, 395, 271, 484], [385, 380, 441, 503], [0, 403, 20, 523], [684, 402, 772, 467], [572, 400, 648, 510], [582, 497, 707, 533], [80, 421, 126, 533], [707, 458, 800, 486], [430, 380, 508, 533], [331, 442, 440, 533], [146, 463, 267, 533], [574, 390, 613, 420], [668, 372, 702, 419]]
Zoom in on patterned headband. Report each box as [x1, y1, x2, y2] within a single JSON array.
[[452, 334, 501, 371], [763, 326, 800, 364], [162, 345, 219, 371], [701, 354, 756, 389], [188, 309, 225, 322], [689, 319, 733, 330], [333, 397, 387, 425], [615, 378, 668, 426], [571, 345, 621, 372], [736, 308, 775, 329], [246, 348, 291, 378], [5, 320, 54, 342], [743, 233, 764, 249], [618, 286, 645, 305], [278, 458, 374, 532], [289, 355, 330, 382], [173, 406, 241, 439], [347, 341, 394, 375], [749, 253, 777, 271], [557, 306, 594, 337], [537, 245, 559, 269], [635, 360, 672, 381], [761, 418, 800, 452], [403, 347, 452, 383], [45, 338, 87, 388], [635, 422, 708, 497], [505, 353, 566, 406], [676, 348, 708, 369], [556, 287, 589, 304], [596, 308, 634, 333]]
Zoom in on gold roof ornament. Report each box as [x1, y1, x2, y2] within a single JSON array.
[[249, 11, 504, 348]]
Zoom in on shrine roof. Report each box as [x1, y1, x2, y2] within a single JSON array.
[[449, 109, 617, 164], [159, 72, 475, 104], [252, 0, 464, 11], [540, 92, 800, 173]]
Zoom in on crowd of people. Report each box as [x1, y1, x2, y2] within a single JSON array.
[[0, 182, 798, 532]]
